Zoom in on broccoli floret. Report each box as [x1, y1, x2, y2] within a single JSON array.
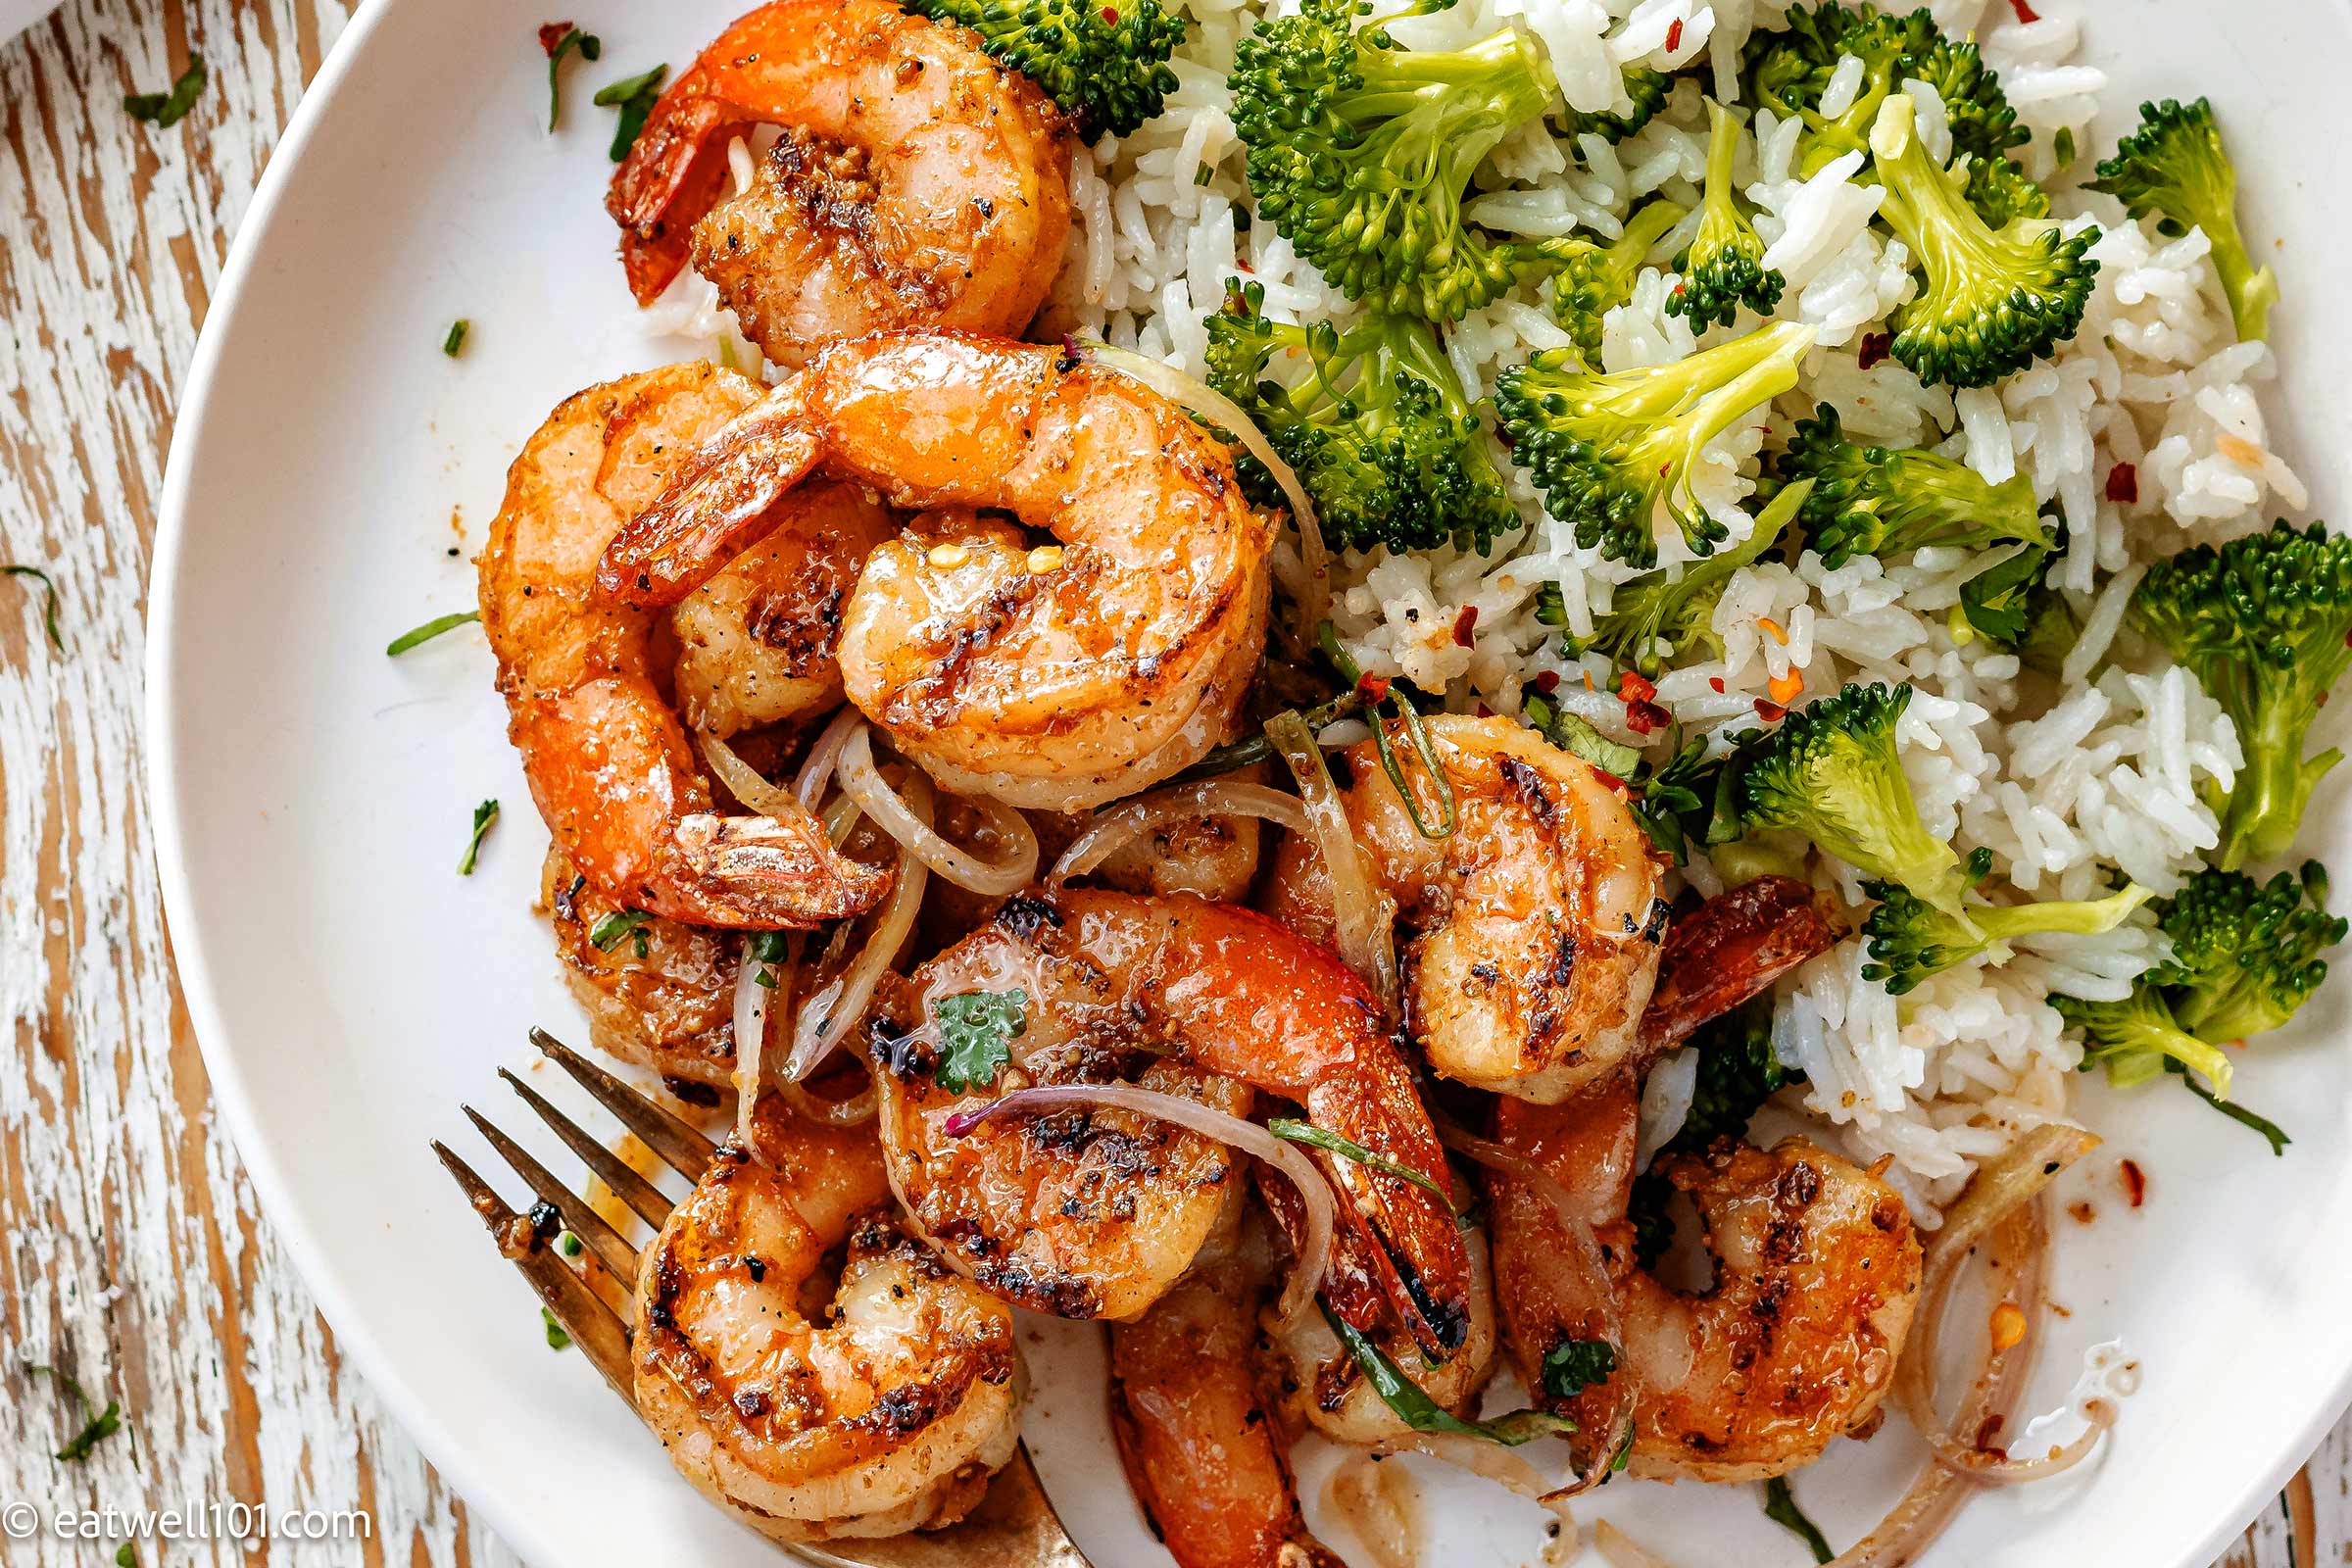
[[1861, 878, 2152, 996], [1865, 94, 2097, 389], [2131, 520, 2352, 870], [1231, 0, 1558, 320], [1534, 198, 1691, 363], [2051, 986, 2238, 1101], [1965, 151, 2051, 227], [1736, 680, 1978, 917], [905, 0, 1184, 139], [1494, 320, 1816, 568], [1774, 403, 2051, 568], [1203, 281, 1521, 555], [2158, 863, 2345, 1043], [2087, 97, 2276, 343], [1567, 478, 1811, 677], [1557, 64, 1672, 143], [1743, 2, 2025, 176], [1668, 101, 1785, 333], [1680, 996, 1797, 1147]]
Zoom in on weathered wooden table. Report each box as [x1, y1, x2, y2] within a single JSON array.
[[0, 3, 2343, 1564]]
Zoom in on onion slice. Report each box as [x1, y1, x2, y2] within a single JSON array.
[[836, 723, 1039, 896], [701, 729, 808, 819], [1593, 1520, 1678, 1568], [1267, 709, 1399, 1013], [1075, 336, 1329, 628], [1052, 779, 1310, 882], [785, 770, 932, 1081], [729, 930, 802, 1151], [797, 705, 863, 808], [945, 1083, 1334, 1328]]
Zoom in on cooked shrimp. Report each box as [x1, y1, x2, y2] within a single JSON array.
[[1109, 1196, 1347, 1568], [599, 334, 1275, 810], [1490, 1085, 1923, 1482], [480, 363, 891, 928], [867, 888, 1472, 1351], [1266, 713, 1668, 1102], [541, 845, 737, 1095], [667, 479, 895, 737], [608, 0, 1072, 365], [634, 1102, 1024, 1541]]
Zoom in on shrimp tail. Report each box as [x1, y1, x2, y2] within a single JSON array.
[[608, 73, 751, 306], [665, 811, 894, 927], [1638, 875, 1846, 1052], [596, 387, 823, 610]]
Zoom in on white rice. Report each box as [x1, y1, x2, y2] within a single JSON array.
[[650, 0, 2305, 1217]]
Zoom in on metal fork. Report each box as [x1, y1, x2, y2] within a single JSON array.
[[434, 1026, 1092, 1568]]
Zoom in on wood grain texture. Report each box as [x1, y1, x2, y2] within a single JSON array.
[[0, 3, 2342, 1567]]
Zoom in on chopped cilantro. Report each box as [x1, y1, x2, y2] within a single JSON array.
[[28, 1363, 124, 1461], [541, 1306, 572, 1350], [124, 56, 207, 127], [559, 1231, 582, 1257], [1538, 1338, 1618, 1399], [594, 66, 667, 162], [2, 564, 62, 651], [1763, 1476, 1835, 1564], [933, 988, 1025, 1093], [457, 800, 499, 875], [1320, 1301, 1574, 1446], [589, 909, 654, 960], [540, 24, 603, 129], [1267, 1118, 1451, 1203], [117, 1545, 137, 1568], [386, 610, 479, 656], [443, 318, 470, 357]]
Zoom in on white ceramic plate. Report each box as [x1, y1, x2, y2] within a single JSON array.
[[149, 2, 2352, 1564]]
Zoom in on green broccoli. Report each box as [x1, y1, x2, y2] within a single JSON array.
[[1864, 94, 2097, 389], [1669, 100, 1785, 333], [1536, 198, 1691, 363], [1203, 280, 1521, 555], [1629, 995, 1799, 1266], [1230, 0, 1557, 320], [2052, 863, 2343, 1112], [2087, 97, 2276, 343], [1773, 403, 2052, 568], [2131, 521, 2352, 870], [1743, 2, 2025, 177], [1735, 680, 1980, 918], [905, 0, 1185, 139], [1494, 320, 1816, 568], [1964, 150, 2051, 227], [1861, 877, 2152, 996], [1558, 64, 1673, 143], [1565, 478, 1811, 677]]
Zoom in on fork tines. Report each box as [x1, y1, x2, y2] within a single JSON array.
[[432, 1028, 720, 1412]]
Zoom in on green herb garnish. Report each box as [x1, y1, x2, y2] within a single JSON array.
[[541, 24, 603, 129], [542, 1306, 572, 1350], [3, 564, 62, 651], [1538, 1338, 1618, 1399], [1523, 691, 1642, 779], [933, 988, 1026, 1093], [1268, 1118, 1450, 1202], [1763, 1476, 1835, 1564], [2167, 1058, 2290, 1154], [443, 318, 470, 357], [559, 1232, 583, 1257], [386, 610, 479, 656], [1320, 1301, 1573, 1446], [116, 1545, 137, 1568], [589, 908, 655, 959], [124, 55, 207, 127], [457, 800, 499, 875], [28, 1363, 124, 1461], [595, 66, 667, 162]]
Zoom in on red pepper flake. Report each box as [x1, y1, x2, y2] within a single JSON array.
[[1618, 670, 1657, 704], [1753, 697, 1788, 722], [537, 20, 575, 52], [1235, 259, 1255, 275], [1708, 676, 1727, 694], [2120, 1158, 2146, 1208], [1973, 1414, 2008, 1457], [1857, 331, 1892, 370], [1533, 669, 1561, 694], [2323, 691, 2332, 708], [2006, 0, 2039, 21], [1102, 4, 1120, 19], [1624, 699, 1670, 735], [1357, 674, 1392, 705], [2105, 462, 2138, 504], [1592, 768, 1629, 792], [1476, 703, 1494, 718], [1670, 282, 1687, 301], [1664, 17, 1684, 52], [1453, 606, 1479, 647]]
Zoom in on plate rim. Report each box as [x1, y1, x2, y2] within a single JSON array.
[[138, 4, 2352, 1566]]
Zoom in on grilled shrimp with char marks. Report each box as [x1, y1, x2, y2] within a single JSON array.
[[608, 0, 1072, 366], [634, 1102, 1023, 1541], [479, 363, 893, 928], [1267, 712, 1667, 1102], [868, 888, 1472, 1352], [599, 334, 1275, 810]]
